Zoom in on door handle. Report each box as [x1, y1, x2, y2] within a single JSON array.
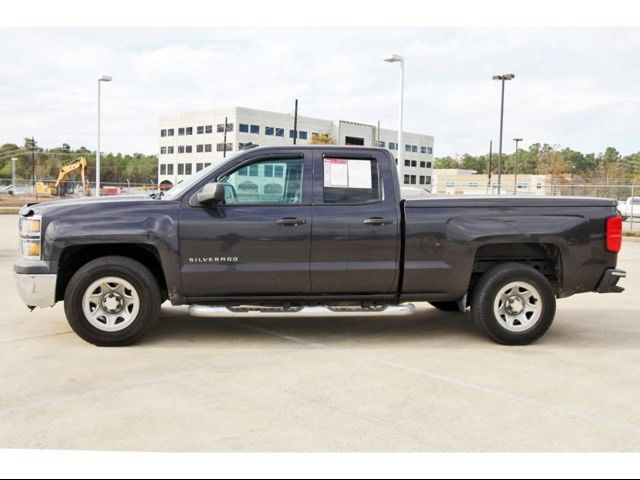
[[276, 217, 307, 226], [363, 217, 393, 226]]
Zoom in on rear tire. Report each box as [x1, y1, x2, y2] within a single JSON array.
[[64, 255, 161, 346], [471, 262, 556, 345], [429, 301, 461, 312]]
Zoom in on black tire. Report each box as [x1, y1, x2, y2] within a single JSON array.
[[471, 262, 556, 345], [429, 301, 461, 312], [64, 255, 161, 346]]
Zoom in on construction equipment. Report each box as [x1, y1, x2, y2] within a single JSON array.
[[36, 157, 90, 197]]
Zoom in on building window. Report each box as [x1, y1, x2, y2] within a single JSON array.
[[419, 176, 425, 185], [517, 183, 528, 190], [178, 146, 185, 154], [426, 176, 431, 184], [167, 164, 174, 175], [178, 128, 185, 136], [405, 144, 411, 152], [446, 181, 455, 188], [186, 127, 193, 135], [420, 161, 426, 168], [275, 128, 284, 137], [160, 164, 167, 175], [197, 126, 204, 134], [411, 160, 417, 167], [177, 163, 184, 175], [468, 182, 479, 188], [426, 162, 432, 168], [185, 145, 192, 153], [205, 163, 211, 168], [249, 164, 259, 176], [216, 143, 233, 152], [205, 125, 213, 134], [299, 131, 307, 140], [196, 162, 203, 172], [411, 175, 417, 184], [389, 142, 397, 151], [239, 123, 249, 133], [404, 159, 410, 167], [167, 146, 174, 154], [376, 141, 386, 148], [250, 124, 260, 134], [264, 165, 274, 177], [238, 167, 248, 176], [185, 163, 193, 175], [274, 165, 284, 178], [205, 144, 212, 152], [427, 147, 433, 154], [265, 126, 274, 136], [289, 130, 298, 139], [196, 144, 204, 153], [217, 123, 234, 133], [167, 128, 174, 136], [412, 145, 417, 153], [161, 129, 167, 137], [404, 174, 410, 184], [421, 146, 427, 154], [160, 147, 167, 155]]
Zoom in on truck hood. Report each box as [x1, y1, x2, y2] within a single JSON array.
[[404, 195, 619, 208], [19, 195, 167, 217]]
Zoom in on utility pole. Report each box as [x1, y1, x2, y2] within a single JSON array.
[[376, 120, 381, 146], [31, 137, 36, 198], [492, 73, 515, 195], [223, 116, 228, 158], [513, 138, 523, 195], [11, 157, 17, 191], [487, 140, 493, 194], [293, 99, 298, 145]]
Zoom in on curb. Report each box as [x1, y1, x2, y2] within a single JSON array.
[[0, 207, 20, 215], [623, 235, 640, 242]]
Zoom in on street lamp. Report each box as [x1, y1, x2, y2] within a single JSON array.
[[384, 54, 404, 181], [513, 138, 523, 195], [492, 73, 515, 195], [96, 75, 112, 197]]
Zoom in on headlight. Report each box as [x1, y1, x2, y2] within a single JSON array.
[[18, 215, 42, 260], [19, 217, 41, 237], [19, 239, 41, 259]]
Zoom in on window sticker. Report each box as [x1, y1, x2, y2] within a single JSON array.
[[324, 158, 349, 188], [324, 158, 372, 189]]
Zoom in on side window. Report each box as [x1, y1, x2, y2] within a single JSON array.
[[322, 158, 381, 204], [217, 158, 304, 205]]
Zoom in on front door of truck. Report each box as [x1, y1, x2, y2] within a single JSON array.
[[310, 150, 401, 294], [179, 152, 313, 298]]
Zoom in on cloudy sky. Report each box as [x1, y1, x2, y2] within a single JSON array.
[[1, 27, 639, 157]]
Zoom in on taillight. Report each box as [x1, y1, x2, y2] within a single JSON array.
[[606, 216, 622, 253]]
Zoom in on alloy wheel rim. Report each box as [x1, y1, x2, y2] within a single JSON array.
[[493, 281, 542, 332], [82, 276, 140, 332]]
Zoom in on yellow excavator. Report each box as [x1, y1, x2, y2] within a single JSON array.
[[36, 157, 90, 197]]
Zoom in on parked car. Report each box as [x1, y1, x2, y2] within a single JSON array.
[[14, 146, 625, 346], [618, 197, 640, 218]]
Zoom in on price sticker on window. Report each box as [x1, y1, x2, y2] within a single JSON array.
[[324, 158, 372, 189]]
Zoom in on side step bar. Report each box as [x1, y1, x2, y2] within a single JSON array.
[[189, 303, 416, 318]]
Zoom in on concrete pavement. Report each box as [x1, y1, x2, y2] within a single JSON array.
[[1, 214, 639, 451]]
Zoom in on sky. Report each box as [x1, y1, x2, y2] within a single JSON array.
[[1, 26, 639, 157]]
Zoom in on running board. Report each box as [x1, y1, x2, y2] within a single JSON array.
[[189, 303, 416, 318]]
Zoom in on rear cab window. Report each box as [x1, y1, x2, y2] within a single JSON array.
[[322, 157, 381, 204]]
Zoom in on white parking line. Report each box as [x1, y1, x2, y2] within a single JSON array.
[[219, 318, 640, 436]]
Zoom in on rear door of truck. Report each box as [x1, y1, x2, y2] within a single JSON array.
[[309, 149, 401, 294]]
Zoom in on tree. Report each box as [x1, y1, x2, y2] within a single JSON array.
[[433, 156, 458, 169], [310, 133, 335, 145]]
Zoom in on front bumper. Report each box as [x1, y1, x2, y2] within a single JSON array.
[[13, 273, 57, 307], [596, 268, 626, 293]]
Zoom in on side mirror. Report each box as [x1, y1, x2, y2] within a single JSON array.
[[197, 182, 226, 206]]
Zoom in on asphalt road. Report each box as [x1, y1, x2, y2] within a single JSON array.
[[1, 214, 639, 451]]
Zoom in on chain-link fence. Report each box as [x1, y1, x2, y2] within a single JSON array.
[[0, 179, 158, 204]]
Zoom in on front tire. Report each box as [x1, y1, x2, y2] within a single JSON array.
[[471, 263, 556, 345], [64, 256, 161, 346]]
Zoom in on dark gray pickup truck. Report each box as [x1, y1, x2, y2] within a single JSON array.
[[14, 146, 626, 346]]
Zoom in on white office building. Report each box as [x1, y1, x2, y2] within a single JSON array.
[[158, 106, 434, 188]]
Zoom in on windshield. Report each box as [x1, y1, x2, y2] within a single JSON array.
[[161, 151, 243, 200]]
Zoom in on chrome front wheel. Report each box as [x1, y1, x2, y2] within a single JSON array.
[[82, 276, 141, 332]]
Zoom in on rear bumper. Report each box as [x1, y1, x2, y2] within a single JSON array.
[[596, 268, 626, 293], [13, 273, 57, 307]]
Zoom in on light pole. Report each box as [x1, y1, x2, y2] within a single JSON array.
[[11, 157, 16, 190], [492, 73, 515, 195], [96, 75, 112, 196], [384, 54, 404, 182], [513, 138, 522, 195]]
